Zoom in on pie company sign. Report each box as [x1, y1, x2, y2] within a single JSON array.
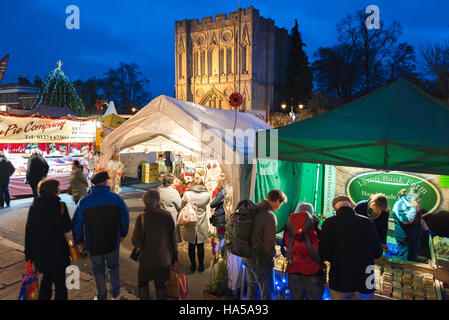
[[0, 114, 96, 143], [347, 171, 441, 214]]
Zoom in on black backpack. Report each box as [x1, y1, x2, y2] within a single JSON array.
[[224, 200, 260, 259]]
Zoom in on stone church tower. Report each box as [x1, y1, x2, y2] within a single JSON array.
[[175, 6, 289, 111]]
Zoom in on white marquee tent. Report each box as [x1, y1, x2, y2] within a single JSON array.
[[100, 95, 271, 202]]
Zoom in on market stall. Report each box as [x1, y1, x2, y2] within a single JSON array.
[[0, 112, 97, 196], [100, 95, 271, 205], [254, 78, 449, 300]]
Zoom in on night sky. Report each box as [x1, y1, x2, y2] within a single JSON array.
[[1, 0, 448, 102]]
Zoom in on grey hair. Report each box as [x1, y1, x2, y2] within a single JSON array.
[[296, 202, 314, 215]]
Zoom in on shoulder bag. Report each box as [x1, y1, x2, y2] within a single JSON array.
[[130, 214, 145, 261]]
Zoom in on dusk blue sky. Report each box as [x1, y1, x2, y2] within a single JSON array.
[[1, 0, 448, 103]]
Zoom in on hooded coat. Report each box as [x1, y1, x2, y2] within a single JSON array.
[[70, 167, 89, 202]]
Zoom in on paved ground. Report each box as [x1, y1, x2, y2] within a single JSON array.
[[0, 186, 216, 300]]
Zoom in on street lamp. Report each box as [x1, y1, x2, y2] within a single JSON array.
[[281, 100, 304, 122], [131, 107, 137, 113]]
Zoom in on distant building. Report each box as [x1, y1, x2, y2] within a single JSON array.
[[175, 6, 289, 111], [0, 82, 39, 111]]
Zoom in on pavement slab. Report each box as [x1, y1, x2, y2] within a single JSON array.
[[0, 281, 22, 300], [0, 249, 25, 270], [0, 261, 26, 287]]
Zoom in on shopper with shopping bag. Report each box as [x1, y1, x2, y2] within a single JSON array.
[[18, 261, 39, 300], [24, 179, 72, 300], [180, 178, 210, 273], [131, 189, 178, 300]]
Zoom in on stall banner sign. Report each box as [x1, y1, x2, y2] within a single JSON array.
[[347, 171, 441, 214], [323, 165, 336, 218], [439, 176, 449, 188], [0, 114, 96, 143], [0, 143, 7, 151], [9, 143, 26, 153]]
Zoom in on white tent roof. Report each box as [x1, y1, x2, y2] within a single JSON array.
[[100, 95, 271, 201], [103, 101, 118, 116], [101, 95, 271, 158]]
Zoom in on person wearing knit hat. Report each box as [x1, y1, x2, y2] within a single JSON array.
[[90, 171, 110, 186], [72, 169, 129, 300], [331, 195, 353, 211]]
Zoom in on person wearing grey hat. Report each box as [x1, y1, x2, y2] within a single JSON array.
[[319, 196, 382, 300], [72, 170, 130, 300]]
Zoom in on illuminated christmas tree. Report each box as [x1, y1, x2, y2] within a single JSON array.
[[37, 60, 85, 114]]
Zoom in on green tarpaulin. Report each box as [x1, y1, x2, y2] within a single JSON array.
[[256, 78, 449, 175], [254, 159, 323, 233]]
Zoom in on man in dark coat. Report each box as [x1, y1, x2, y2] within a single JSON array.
[[354, 193, 390, 252], [242, 189, 287, 300], [0, 151, 15, 208], [320, 196, 383, 300], [26, 150, 49, 198]]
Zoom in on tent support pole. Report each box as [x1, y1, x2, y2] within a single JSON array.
[[249, 158, 257, 202]]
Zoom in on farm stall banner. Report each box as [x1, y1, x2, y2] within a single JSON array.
[[0, 114, 96, 143]]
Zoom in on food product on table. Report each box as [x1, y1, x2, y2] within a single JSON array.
[[392, 290, 402, 299], [433, 236, 449, 261], [375, 264, 439, 300]]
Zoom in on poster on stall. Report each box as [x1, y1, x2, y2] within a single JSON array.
[[0, 114, 96, 143]]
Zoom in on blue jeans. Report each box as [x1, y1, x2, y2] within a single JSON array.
[[288, 273, 324, 300], [244, 262, 274, 300], [90, 248, 120, 300], [0, 184, 10, 207]]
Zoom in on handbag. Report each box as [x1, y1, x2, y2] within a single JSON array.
[[130, 214, 145, 261], [60, 203, 79, 262], [18, 261, 39, 300], [177, 193, 198, 226], [166, 270, 188, 300]]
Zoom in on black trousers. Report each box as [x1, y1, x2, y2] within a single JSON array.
[[138, 280, 167, 300], [29, 180, 40, 198], [38, 270, 68, 300], [188, 243, 204, 267], [0, 184, 10, 207]]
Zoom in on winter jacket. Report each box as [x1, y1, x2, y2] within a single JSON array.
[[181, 185, 210, 244], [72, 185, 130, 256], [0, 155, 15, 185], [319, 206, 383, 294], [354, 199, 389, 245], [241, 200, 278, 267], [26, 154, 49, 184], [210, 188, 226, 226], [24, 196, 71, 272], [70, 167, 89, 202], [131, 207, 178, 269], [158, 185, 182, 224], [393, 196, 422, 242]]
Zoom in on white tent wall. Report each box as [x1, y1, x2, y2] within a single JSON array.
[[100, 95, 271, 205]]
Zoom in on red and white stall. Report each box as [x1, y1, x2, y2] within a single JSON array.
[[0, 112, 97, 196]]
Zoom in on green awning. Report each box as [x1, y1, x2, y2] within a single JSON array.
[[257, 78, 449, 175]]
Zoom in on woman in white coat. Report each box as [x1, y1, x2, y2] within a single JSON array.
[[181, 177, 210, 273]]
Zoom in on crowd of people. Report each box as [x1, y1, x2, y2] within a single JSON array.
[[17, 152, 435, 300]]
